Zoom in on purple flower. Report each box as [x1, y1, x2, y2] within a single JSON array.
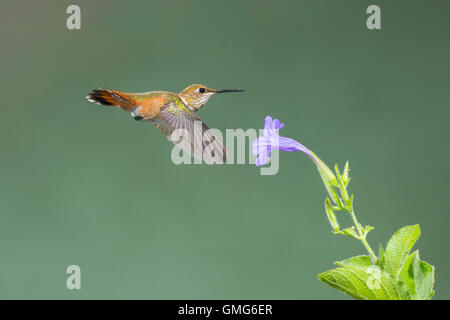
[[252, 116, 314, 166]]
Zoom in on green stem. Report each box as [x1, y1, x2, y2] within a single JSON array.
[[349, 210, 378, 264]]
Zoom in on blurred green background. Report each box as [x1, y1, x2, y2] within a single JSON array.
[[0, 0, 449, 299]]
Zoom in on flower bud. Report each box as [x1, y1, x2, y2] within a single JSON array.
[[325, 197, 340, 233], [310, 151, 338, 186]]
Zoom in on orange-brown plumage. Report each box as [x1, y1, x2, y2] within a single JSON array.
[[138, 94, 168, 120], [86, 84, 245, 163]]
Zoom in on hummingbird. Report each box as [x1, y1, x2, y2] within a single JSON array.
[[86, 84, 245, 163]]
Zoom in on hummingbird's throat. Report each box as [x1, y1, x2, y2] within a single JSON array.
[[182, 93, 214, 111]]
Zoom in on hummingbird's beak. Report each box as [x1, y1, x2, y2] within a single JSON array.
[[215, 89, 246, 94]]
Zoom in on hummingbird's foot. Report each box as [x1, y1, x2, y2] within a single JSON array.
[[134, 116, 143, 121]]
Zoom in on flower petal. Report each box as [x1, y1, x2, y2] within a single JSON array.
[[255, 146, 271, 166], [254, 115, 315, 167], [252, 136, 268, 155], [263, 116, 274, 138], [264, 116, 273, 129], [252, 135, 273, 167], [277, 136, 310, 153], [272, 119, 285, 130]]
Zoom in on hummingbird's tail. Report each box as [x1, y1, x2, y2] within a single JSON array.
[[86, 89, 136, 111]]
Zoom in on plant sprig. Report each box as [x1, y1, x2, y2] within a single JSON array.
[[315, 158, 435, 300], [251, 116, 435, 300], [320, 161, 378, 264]]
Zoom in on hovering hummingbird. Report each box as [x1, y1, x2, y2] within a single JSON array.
[[86, 84, 245, 163]]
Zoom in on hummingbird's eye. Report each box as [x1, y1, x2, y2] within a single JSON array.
[[199, 88, 206, 93]]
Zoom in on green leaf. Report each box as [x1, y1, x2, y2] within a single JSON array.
[[325, 197, 340, 232], [383, 224, 421, 277], [398, 250, 435, 300], [348, 194, 354, 212], [396, 279, 412, 300], [310, 151, 338, 186], [378, 244, 384, 269], [321, 224, 434, 300], [334, 255, 373, 269], [343, 161, 350, 186], [398, 251, 418, 299], [318, 265, 401, 300], [334, 255, 406, 299], [363, 225, 375, 236], [318, 170, 342, 208], [414, 259, 435, 300], [335, 164, 350, 202], [342, 227, 359, 239]]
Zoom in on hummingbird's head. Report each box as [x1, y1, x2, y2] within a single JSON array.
[[179, 84, 245, 111]]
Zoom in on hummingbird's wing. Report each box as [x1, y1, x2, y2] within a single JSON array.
[[154, 102, 227, 164]]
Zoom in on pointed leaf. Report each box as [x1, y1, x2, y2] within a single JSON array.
[[384, 224, 421, 277], [412, 254, 435, 300], [342, 227, 359, 239], [325, 198, 340, 232], [378, 244, 384, 269], [398, 251, 419, 299], [334, 255, 373, 269], [363, 225, 375, 236], [335, 164, 350, 202], [397, 250, 435, 300], [318, 266, 401, 300], [343, 161, 350, 185], [318, 171, 342, 207], [396, 279, 412, 300], [311, 151, 338, 186]]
